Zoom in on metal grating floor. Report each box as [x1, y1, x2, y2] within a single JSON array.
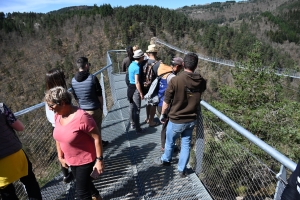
[[41, 73, 212, 200]]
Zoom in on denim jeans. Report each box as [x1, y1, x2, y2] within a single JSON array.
[[129, 89, 141, 131], [0, 151, 42, 200], [161, 120, 195, 172], [70, 161, 99, 200]]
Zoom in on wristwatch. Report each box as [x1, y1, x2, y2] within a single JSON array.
[[96, 156, 104, 161]]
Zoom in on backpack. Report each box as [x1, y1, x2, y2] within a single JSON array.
[[143, 60, 159, 91], [157, 73, 172, 107], [144, 71, 172, 106]]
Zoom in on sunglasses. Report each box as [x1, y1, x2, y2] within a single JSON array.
[[48, 103, 59, 109]]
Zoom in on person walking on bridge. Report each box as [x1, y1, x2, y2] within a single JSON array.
[[154, 52, 206, 178], [122, 46, 134, 73], [71, 57, 109, 147], [127, 49, 147, 134], [156, 57, 183, 151], [143, 44, 161, 127], [45, 86, 104, 200]]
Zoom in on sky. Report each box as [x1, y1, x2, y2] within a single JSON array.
[[0, 0, 237, 14]]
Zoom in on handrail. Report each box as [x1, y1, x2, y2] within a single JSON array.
[[200, 100, 297, 171], [14, 62, 114, 117], [152, 37, 300, 79]]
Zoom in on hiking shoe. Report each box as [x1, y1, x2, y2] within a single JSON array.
[[153, 157, 171, 166], [63, 173, 73, 183], [136, 128, 146, 134], [178, 171, 187, 178], [102, 140, 109, 147]]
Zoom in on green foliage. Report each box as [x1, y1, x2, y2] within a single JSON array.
[[220, 41, 282, 109], [211, 41, 300, 161], [261, 11, 300, 44], [98, 4, 114, 17]]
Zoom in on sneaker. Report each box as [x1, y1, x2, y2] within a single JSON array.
[[63, 173, 73, 183], [102, 140, 109, 147], [178, 171, 187, 178], [153, 157, 171, 166], [130, 123, 135, 129], [136, 128, 146, 134]]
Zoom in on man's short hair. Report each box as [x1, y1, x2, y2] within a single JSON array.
[[183, 53, 198, 71], [76, 57, 88, 69]]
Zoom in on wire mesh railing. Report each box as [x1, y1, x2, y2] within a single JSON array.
[[191, 101, 296, 200], [199, 116, 281, 200], [3, 49, 296, 200]]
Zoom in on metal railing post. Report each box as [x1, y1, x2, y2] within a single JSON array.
[[274, 165, 287, 200]]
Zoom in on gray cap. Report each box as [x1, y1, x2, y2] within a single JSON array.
[[172, 57, 183, 65], [133, 49, 145, 59]]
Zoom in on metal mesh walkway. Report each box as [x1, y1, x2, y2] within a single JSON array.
[[92, 73, 212, 199]]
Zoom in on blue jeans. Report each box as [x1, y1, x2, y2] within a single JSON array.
[[161, 120, 195, 172]]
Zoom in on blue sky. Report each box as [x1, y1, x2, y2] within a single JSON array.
[[1, 0, 238, 14]]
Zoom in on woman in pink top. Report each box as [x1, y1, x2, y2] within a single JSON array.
[[44, 86, 104, 200]]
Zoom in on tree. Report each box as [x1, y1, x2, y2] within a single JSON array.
[[212, 41, 300, 161]]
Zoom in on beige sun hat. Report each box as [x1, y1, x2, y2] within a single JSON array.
[[146, 44, 158, 53]]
